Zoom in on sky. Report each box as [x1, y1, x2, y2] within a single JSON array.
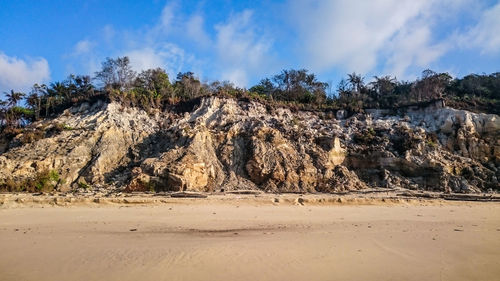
[[0, 0, 500, 95]]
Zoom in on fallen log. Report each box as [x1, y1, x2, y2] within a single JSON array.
[[441, 194, 500, 202], [226, 190, 263, 195], [398, 191, 500, 202], [170, 192, 208, 198]]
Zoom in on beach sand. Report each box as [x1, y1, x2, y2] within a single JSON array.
[[0, 195, 499, 281]]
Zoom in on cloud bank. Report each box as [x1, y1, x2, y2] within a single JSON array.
[[66, 2, 274, 87], [214, 10, 273, 86], [460, 2, 500, 55], [0, 52, 50, 94], [288, 0, 499, 78], [64, 0, 500, 86], [289, 0, 446, 78]]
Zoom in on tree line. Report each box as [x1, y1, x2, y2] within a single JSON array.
[[1, 56, 499, 137]]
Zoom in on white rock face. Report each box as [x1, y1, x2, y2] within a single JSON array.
[[0, 102, 159, 191], [0, 97, 498, 193], [406, 107, 500, 163]]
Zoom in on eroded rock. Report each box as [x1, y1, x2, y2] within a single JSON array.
[[0, 96, 498, 193]]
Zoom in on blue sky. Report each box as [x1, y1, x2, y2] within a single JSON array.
[[1, 0, 499, 95]]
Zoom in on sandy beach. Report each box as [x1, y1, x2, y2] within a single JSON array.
[[1, 195, 499, 281]]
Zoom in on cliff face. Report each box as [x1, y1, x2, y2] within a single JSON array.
[[0, 97, 499, 193]]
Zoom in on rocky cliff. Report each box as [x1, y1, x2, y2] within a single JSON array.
[[1, 97, 499, 193]]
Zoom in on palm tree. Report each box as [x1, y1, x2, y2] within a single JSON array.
[[44, 95, 54, 117], [28, 84, 46, 120], [371, 75, 396, 99], [347, 73, 364, 93], [5, 90, 25, 107], [48, 82, 68, 107], [337, 78, 350, 99], [26, 93, 41, 120], [0, 99, 7, 127], [2, 90, 25, 128]]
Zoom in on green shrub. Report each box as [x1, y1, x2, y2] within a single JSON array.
[[0, 170, 61, 192], [353, 127, 376, 145], [54, 123, 74, 132], [426, 132, 439, 148], [78, 181, 90, 190], [62, 124, 74, 130], [0, 179, 21, 192], [32, 170, 60, 192]]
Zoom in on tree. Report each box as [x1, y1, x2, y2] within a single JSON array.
[[370, 75, 396, 99], [174, 72, 203, 99], [133, 68, 173, 108], [2, 90, 27, 128], [208, 80, 246, 98], [337, 78, 350, 99], [94, 56, 136, 91], [0, 99, 7, 127], [347, 72, 364, 93], [64, 75, 95, 103], [411, 70, 452, 101], [73, 75, 95, 100], [27, 84, 46, 120], [422, 69, 436, 79], [249, 78, 275, 98], [5, 90, 25, 107], [94, 57, 116, 88], [135, 68, 172, 95], [116, 57, 136, 91], [271, 69, 327, 104]]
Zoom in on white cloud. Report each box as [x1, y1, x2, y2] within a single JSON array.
[[102, 25, 115, 45], [73, 40, 95, 56], [460, 2, 500, 54], [0, 52, 50, 93], [186, 14, 211, 46], [68, 4, 274, 86], [214, 10, 273, 86], [64, 39, 101, 77], [126, 48, 163, 71], [158, 2, 176, 33], [383, 22, 449, 78], [288, 0, 471, 77], [126, 44, 194, 79], [221, 69, 247, 87]]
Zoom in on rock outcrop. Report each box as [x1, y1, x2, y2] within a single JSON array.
[[0, 97, 499, 193], [0, 101, 160, 192]]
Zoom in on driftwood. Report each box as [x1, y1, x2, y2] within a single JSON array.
[[441, 194, 500, 202], [398, 191, 500, 202], [355, 188, 398, 194], [226, 190, 263, 195], [331, 188, 398, 196], [170, 192, 208, 198], [398, 192, 439, 198]]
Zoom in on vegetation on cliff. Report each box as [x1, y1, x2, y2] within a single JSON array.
[[1, 56, 499, 137]]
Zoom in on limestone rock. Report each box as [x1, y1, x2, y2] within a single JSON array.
[[0, 96, 498, 193]]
